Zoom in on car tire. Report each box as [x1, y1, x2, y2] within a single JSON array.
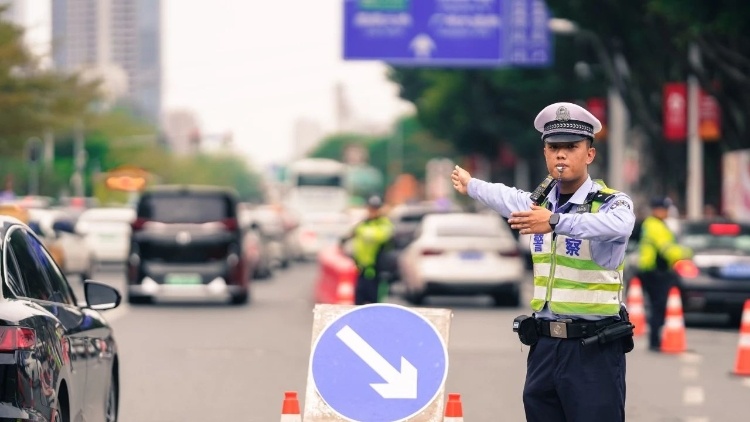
[[127, 294, 152, 305], [230, 291, 249, 305], [404, 290, 425, 305], [493, 286, 521, 308], [105, 369, 119, 422]]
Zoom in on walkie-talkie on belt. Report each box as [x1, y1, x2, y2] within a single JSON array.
[[529, 175, 558, 205]]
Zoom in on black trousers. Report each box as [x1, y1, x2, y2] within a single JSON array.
[[354, 272, 378, 305], [638, 270, 677, 349], [523, 336, 626, 422]]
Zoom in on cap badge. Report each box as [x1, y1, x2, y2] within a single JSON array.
[[556, 106, 571, 122]]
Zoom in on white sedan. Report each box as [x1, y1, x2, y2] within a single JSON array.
[[398, 212, 525, 306], [75, 207, 136, 264]]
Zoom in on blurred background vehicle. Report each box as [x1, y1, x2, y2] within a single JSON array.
[[126, 185, 249, 305], [672, 220, 750, 326], [377, 201, 463, 285], [398, 212, 524, 306], [238, 206, 276, 280], [0, 215, 121, 422], [28, 207, 95, 281], [76, 206, 136, 266]]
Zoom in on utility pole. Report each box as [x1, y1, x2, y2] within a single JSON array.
[[686, 43, 703, 220], [71, 121, 87, 197]]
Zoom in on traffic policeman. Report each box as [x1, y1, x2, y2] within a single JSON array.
[[451, 102, 636, 422], [637, 196, 693, 351], [340, 195, 394, 305]]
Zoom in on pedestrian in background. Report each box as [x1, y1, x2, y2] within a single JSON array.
[[340, 195, 393, 305], [637, 196, 693, 351], [452, 102, 635, 422]]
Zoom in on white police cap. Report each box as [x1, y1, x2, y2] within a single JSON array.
[[533, 102, 603, 143]]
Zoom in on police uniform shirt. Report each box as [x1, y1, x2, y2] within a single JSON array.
[[467, 175, 635, 320]]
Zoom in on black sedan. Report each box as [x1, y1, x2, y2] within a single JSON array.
[[675, 220, 750, 325], [0, 215, 121, 421]]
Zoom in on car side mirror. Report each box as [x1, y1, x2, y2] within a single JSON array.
[[84, 281, 121, 310]]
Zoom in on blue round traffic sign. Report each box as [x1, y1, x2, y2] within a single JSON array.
[[311, 304, 448, 422]]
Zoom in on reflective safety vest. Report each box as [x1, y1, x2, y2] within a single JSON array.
[[637, 215, 692, 271], [352, 216, 393, 279], [530, 186, 624, 316]]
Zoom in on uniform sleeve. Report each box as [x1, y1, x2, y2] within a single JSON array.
[[467, 178, 533, 218], [555, 193, 635, 243]]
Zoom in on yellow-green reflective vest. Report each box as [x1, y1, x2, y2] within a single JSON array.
[[530, 187, 624, 316], [352, 216, 393, 278], [637, 215, 692, 271]]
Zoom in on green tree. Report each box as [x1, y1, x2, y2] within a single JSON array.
[[0, 8, 99, 156]]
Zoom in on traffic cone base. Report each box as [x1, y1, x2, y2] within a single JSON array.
[[733, 300, 750, 376], [280, 391, 302, 422], [626, 278, 647, 337], [661, 286, 687, 353], [444, 393, 464, 422]]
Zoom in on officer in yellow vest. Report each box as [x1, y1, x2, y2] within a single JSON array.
[[637, 196, 693, 351], [341, 195, 394, 305], [452, 102, 636, 422]]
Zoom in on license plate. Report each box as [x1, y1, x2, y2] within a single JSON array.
[[165, 273, 202, 285], [460, 251, 483, 260], [719, 263, 750, 279]]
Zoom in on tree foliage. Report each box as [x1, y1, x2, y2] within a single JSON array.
[[0, 8, 100, 156], [388, 0, 750, 202]]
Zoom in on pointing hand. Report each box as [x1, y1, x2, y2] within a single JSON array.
[[451, 165, 471, 195]]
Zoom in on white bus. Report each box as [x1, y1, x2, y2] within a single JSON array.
[[282, 158, 353, 259]]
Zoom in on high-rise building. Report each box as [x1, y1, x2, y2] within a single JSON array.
[[51, 0, 161, 126]]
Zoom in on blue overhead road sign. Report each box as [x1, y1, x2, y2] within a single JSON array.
[[310, 304, 448, 422], [343, 0, 551, 67]]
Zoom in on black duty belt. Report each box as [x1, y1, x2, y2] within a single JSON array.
[[538, 318, 618, 339]]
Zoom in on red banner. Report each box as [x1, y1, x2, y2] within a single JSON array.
[[699, 90, 721, 141], [663, 83, 687, 142]]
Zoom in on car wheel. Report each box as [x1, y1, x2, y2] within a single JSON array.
[[404, 290, 425, 305], [493, 286, 521, 308], [230, 291, 249, 305], [127, 294, 152, 305], [105, 370, 119, 422], [729, 310, 744, 327]]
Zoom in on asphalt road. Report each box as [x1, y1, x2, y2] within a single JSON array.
[[82, 262, 750, 422]]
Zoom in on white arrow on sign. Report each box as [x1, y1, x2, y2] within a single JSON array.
[[336, 325, 418, 399], [409, 33, 436, 58]]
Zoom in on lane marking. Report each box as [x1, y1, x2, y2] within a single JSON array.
[[742, 378, 750, 388], [682, 386, 705, 405], [680, 366, 699, 380], [684, 418, 709, 422], [680, 353, 703, 364]]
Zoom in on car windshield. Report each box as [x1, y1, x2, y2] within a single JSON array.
[[138, 194, 233, 223]]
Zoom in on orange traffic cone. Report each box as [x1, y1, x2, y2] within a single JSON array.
[[733, 300, 750, 376], [626, 277, 647, 337], [661, 286, 687, 353], [280, 391, 302, 422], [444, 393, 464, 422]]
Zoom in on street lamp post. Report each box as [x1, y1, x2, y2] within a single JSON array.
[[548, 18, 630, 192]]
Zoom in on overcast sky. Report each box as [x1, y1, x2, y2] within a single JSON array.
[[21, 0, 414, 169]]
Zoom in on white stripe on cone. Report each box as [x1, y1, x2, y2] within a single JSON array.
[[444, 417, 464, 422], [665, 315, 685, 329], [280, 415, 301, 422], [667, 294, 683, 309]]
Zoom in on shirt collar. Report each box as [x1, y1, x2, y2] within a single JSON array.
[[546, 175, 595, 209]]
